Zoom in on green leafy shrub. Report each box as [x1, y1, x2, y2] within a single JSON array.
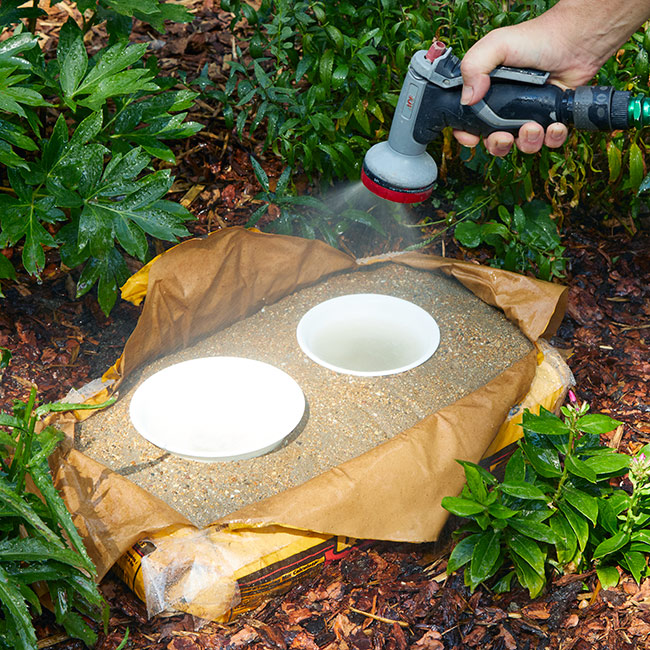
[[0, 0, 194, 41], [209, 0, 433, 181], [0, 350, 113, 649], [214, 0, 648, 272], [0, 7, 202, 313], [441, 399, 650, 598], [248, 156, 388, 246], [453, 200, 566, 281]]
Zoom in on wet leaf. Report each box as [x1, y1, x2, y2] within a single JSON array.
[[593, 530, 630, 559], [469, 530, 501, 588], [596, 565, 620, 589]]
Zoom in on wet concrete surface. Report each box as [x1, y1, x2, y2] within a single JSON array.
[[78, 263, 533, 527]]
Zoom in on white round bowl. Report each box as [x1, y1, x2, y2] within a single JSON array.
[[296, 294, 440, 376], [129, 357, 305, 462]]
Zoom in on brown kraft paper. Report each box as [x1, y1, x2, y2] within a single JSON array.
[[51, 227, 567, 583]]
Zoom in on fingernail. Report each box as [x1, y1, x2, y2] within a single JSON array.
[[460, 85, 473, 105], [525, 129, 540, 144], [549, 125, 564, 140], [492, 141, 510, 156]]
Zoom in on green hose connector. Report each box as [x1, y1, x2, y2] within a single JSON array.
[[628, 95, 650, 128]]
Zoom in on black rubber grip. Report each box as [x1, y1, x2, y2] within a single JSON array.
[[412, 80, 627, 143]]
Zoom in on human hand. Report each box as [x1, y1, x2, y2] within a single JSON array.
[[453, 11, 604, 156]]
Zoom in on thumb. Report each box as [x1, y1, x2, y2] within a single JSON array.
[[460, 30, 509, 105]]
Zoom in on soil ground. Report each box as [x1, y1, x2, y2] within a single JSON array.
[[0, 2, 649, 649]]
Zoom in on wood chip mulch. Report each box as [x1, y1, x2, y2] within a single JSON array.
[[0, 2, 648, 649]]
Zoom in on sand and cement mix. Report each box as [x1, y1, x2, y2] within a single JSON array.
[[78, 263, 533, 527]]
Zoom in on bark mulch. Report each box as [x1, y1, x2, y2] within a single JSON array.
[[6, 195, 648, 650], [0, 2, 648, 649]]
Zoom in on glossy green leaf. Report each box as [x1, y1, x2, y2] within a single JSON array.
[[596, 565, 620, 589], [562, 486, 599, 526], [0, 412, 20, 428], [0, 0, 45, 25], [0, 565, 37, 650], [332, 64, 349, 90], [24, 425, 64, 468], [0, 118, 37, 152], [469, 530, 502, 588], [0, 474, 61, 546], [622, 551, 646, 584], [508, 517, 559, 544], [295, 55, 313, 82], [558, 502, 589, 551], [447, 534, 480, 574], [353, 98, 370, 134], [549, 511, 578, 565], [70, 111, 103, 146], [455, 221, 482, 248], [565, 455, 598, 483], [639, 171, 650, 194], [584, 453, 630, 475], [521, 408, 570, 436], [245, 204, 269, 228], [319, 48, 334, 87], [487, 502, 517, 519], [75, 42, 149, 96], [507, 532, 546, 575], [635, 47, 649, 79], [159, 2, 193, 23], [77, 70, 158, 111], [576, 414, 622, 435], [500, 481, 548, 501], [512, 553, 545, 598], [275, 166, 292, 195], [593, 530, 630, 560], [325, 24, 344, 50], [0, 252, 16, 283], [598, 497, 620, 535], [504, 448, 526, 482], [0, 537, 87, 569], [441, 496, 486, 518], [457, 460, 493, 502], [607, 141, 622, 183], [520, 442, 562, 478], [0, 347, 12, 370], [481, 222, 510, 240], [250, 156, 270, 192], [631, 530, 650, 546], [28, 462, 95, 573], [629, 142, 644, 190], [58, 19, 88, 100]]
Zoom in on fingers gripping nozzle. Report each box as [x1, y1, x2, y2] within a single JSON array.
[[362, 40, 650, 204]]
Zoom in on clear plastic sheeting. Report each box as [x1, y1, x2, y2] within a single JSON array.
[[140, 527, 240, 619], [135, 524, 344, 620]]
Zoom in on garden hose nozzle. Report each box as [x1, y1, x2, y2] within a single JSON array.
[[361, 41, 650, 204]]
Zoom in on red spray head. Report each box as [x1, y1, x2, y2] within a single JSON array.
[[360, 40, 444, 204], [361, 141, 437, 204]]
